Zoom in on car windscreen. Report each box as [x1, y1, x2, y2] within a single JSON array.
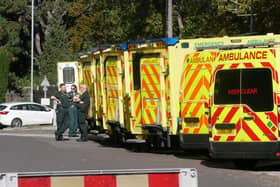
[[214, 68, 273, 112], [0, 105, 7, 111]]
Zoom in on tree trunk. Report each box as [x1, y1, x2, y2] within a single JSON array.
[[35, 33, 43, 55]]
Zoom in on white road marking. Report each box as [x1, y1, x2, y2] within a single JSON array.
[[0, 133, 54, 138]]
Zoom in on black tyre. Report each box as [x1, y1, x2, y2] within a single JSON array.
[[11, 118, 22, 128], [234, 159, 258, 170]]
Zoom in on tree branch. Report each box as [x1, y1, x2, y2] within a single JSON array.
[[35, 33, 43, 55]]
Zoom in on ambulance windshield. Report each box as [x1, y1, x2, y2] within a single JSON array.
[[214, 68, 273, 112]]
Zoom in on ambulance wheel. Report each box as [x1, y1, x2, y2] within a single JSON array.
[[233, 159, 257, 170]]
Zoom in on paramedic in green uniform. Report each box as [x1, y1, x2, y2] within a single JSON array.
[[51, 83, 70, 141], [76, 84, 90, 142], [68, 84, 78, 137]]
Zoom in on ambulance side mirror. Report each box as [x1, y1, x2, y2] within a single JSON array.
[[163, 66, 169, 77]]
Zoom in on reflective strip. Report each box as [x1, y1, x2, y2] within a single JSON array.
[[18, 177, 50, 187], [51, 176, 83, 187], [87, 71, 92, 84], [211, 59, 279, 142], [117, 174, 147, 187], [141, 59, 161, 125], [135, 92, 142, 124], [242, 120, 260, 141], [85, 175, 116, 187], [148, 173, 179, 187], [4, 168, 197, 187], [226, 119, 241, 141], [106, 62, 119, 121], [97, 66, 103, 118], [83, 71, 90, 86], [181, 64, 211, 134]]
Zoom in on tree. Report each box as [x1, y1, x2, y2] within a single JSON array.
[[68, 0, 131, 52], [36, 0, 74, 84], [0, 49, 10, 102], [0, 0, 30, 77], [68, 0, 166, 53]]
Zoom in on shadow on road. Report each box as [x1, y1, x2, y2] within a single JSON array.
[[201, 158, 280, 172], [88, 134, 280, 172]]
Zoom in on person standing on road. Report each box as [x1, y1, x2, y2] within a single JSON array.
[[51, 83, 70, 141], [68, 84, 79, 137], [75, 84, 90, 142]]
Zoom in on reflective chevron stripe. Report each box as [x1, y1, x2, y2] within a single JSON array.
[[211, 49, 279, 143], [140, 57, 161, 125], [180, 52, 217, 135]]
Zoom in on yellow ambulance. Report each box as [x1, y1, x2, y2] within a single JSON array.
[[97, 44, 128, 143], [57, 61, 79, 93], [209, 41, 280, 160], [125, 38, 229, 148], [178, 51, 218, 150]]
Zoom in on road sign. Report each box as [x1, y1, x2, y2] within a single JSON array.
[[40, 76, 50, 98]]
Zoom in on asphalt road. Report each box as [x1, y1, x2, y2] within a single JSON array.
[[0, 127, 280, 187]]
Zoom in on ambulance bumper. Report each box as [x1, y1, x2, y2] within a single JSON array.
[[210, 142, 280, 159], [179, 134, 209, 150]]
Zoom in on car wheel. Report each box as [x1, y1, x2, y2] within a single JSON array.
[[11, 118, 22, 128]]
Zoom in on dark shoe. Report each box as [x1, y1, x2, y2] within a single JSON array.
[[76, 139, 88, 142], [69, 134, 79, 137], [55, 134, 63, 141], [56, 137, 63, 141]]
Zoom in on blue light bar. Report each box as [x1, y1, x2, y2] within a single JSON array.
[[127, 37, 179, 46], [96, 43, 127, 51], [120, 43, 128, 50]]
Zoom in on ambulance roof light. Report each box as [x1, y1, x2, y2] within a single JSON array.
[[120, 43, 128, 50], [127, 37, 179, 46], [159, 37, 179, 45], [196, 41, 280, 51], [78, 51, 88, 58], [97, 43, 128, 51], [79, 54, 88, 59]]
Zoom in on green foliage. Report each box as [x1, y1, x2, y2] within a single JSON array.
[[0, 0, 280, 89], [69, 0, 166, 52], [37, 0, 74, 84], [0, 49, 10, 102]]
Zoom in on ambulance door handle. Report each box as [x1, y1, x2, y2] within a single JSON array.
[[243, 115, 255, 120]]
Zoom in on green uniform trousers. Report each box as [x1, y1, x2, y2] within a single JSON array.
[[78, 112, 88, 141], [55, 107, 69, 139]]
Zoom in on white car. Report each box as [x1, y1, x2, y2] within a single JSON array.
[[0, 102, 55, 128]]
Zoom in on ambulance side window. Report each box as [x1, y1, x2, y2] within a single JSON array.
[[104, 56, 118, 77], [63, 67, 75, 84], [83, 61, 91, 67], [132, 53, 141, 90]]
